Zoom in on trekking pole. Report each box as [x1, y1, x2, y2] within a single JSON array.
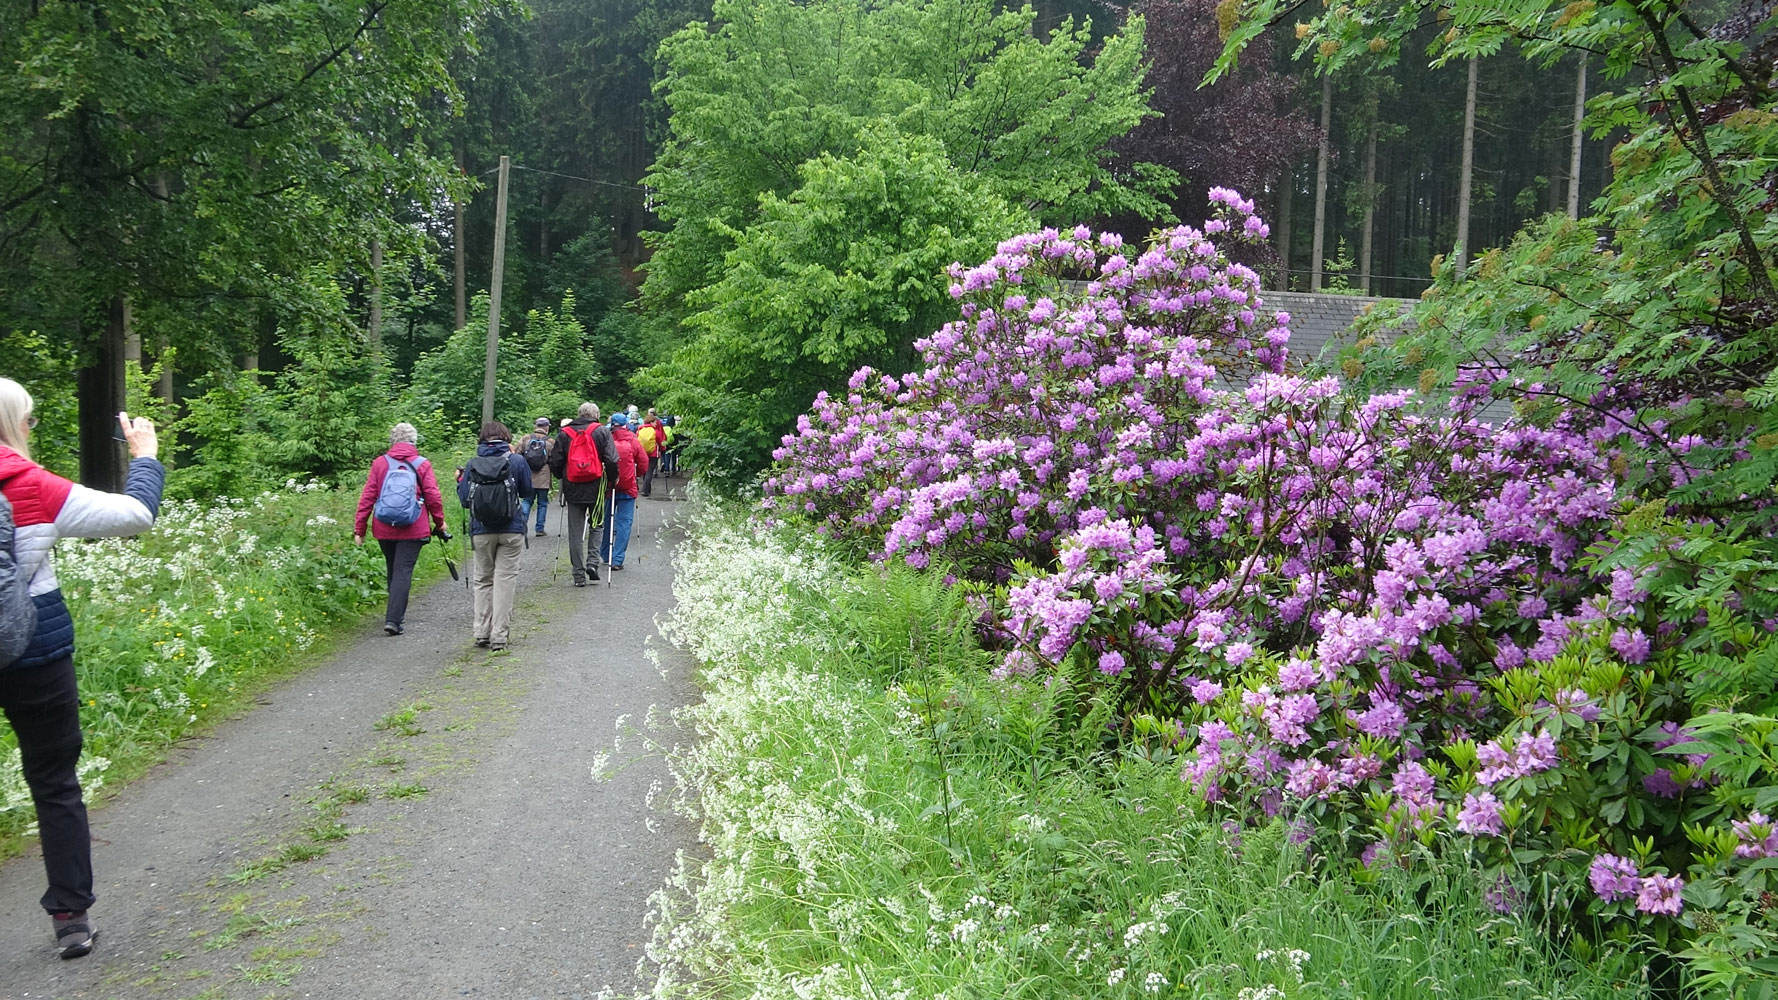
[[606, 487, 616, 588]]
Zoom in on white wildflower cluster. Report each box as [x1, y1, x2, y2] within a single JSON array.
[[1237, 986, 1285, 1000], [657, 500, 846, 673], [1256, 948, 1311, 984]]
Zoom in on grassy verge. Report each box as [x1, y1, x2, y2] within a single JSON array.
[[639, 505, 1652, 1000], [0, 481, 452, 853]]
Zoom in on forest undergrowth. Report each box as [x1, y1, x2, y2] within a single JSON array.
[[637, 500, 1650, 1000]]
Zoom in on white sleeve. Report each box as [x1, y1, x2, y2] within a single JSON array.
[[54, 483, 156, 539]]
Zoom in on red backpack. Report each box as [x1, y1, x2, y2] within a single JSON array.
[[562, 424, 605, 483]]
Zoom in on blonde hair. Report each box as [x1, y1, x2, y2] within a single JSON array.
[[0, 377, 34, 461]]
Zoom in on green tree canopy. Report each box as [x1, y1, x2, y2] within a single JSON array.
[[637, 0, 1173, 478], [0, 0, 507, 485]]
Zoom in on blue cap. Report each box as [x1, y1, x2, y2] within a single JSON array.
[[611, 413, 629, 427]]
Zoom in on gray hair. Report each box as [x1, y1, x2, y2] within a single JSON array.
[[0, 377, 33, 461], [389, 422, 418, 446], [577, 402, 600, 421]]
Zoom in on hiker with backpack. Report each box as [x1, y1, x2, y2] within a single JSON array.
[[638, 408, 668, 497], [0, 377, 166, 959], [352, 422, 450, 636], [549, 402, 619, 588], [456, 421, 534, 651], [602, 412, 648, 571], [518, 417, 554, 536]]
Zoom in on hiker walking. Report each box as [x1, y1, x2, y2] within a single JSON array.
[[353, 422, 449, 636], [549, 403, 618, 587], [638, 408, 667, 497], [0, 378, 166, 960], [457, 421, 533, 651], [518, 417, 554, 536], [601, 412, 648, 571]]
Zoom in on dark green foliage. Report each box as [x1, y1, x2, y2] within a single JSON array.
[[638, 0, 1173, 480]]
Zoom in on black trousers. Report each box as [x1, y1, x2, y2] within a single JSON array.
[[0, 655, 95, 914], [378, 539, 425, 626]]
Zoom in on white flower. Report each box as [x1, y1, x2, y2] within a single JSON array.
[[1144, 971, 1168, 993], [1107, 968, 1127, 986]]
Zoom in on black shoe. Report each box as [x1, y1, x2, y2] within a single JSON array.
[[589, 569, 601, 581], [384, 622, 403, 636], [572, 578, 587, 588], [474, 637, 490, 648]]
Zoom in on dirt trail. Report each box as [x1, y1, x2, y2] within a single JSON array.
[[0, 491, 698, 1000]]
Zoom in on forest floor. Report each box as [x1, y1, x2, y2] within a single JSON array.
[[0, 487, 699, 1000]]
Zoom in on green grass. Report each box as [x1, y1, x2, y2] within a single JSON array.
[[643, 508, 1652, 1000], [0, 484, 453, 856]]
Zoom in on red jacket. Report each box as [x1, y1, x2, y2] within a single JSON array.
[[611, 427, 648, 498], [354, 443, 448, 541]]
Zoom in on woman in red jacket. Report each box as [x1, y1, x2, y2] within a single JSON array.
[[353, 422, 449, 635]]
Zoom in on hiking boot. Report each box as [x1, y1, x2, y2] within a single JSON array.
[[572, 578, 586, 588], [384, 622, 402, 636], [474, 637, 490, 648], [588, 568, 600, 582], [489, 641, 507, 653], [611, 563, 624, 571], [535, 529, 547, 537], [52, 911, 95, 959]]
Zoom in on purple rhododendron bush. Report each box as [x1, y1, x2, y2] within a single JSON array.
[[763, 193, 1778, 978]]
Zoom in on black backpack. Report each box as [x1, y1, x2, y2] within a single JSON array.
[[465, 454, 520, 526], [0, 492, 39, 669], [522, 436, 549, 472]]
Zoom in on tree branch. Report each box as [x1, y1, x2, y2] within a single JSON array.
[[231, 1, 391, 128]]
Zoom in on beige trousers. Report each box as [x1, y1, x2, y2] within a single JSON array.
[[471, 533, 524, 644]]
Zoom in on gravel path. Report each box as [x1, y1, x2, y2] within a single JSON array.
[[0, 490, 699, 1000]]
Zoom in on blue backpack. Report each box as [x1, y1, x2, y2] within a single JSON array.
[[373, 457, 425, 528]]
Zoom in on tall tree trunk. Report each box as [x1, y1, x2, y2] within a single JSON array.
[[368, 239, 383, 347], [77, 296, 129, 491], [1568, 53, 1587, 218], [539, 189, 550, 264], [454, 142, 468, 332], [1275, 165, 1294, 290], [157, 337, 174, 408], [1360, 101, 1378, 295], [1311, 73, 1333, 291], [122, 298, 141, 369], [1455, 55, 1478, 274]]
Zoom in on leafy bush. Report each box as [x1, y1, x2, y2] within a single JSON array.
[[763, 193, 1778, 985], [643, 503, 1648, 999]]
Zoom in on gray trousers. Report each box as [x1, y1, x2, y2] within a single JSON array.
[[471, 533, 523, 644], [565, 501, 604, 584]]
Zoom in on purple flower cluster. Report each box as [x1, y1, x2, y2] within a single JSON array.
[[1586, 854, 1686, 915], [762, 190, 1743, 930]]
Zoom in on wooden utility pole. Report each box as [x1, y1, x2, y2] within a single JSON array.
[[1568, 54, 1586, 218], [1455, 55, 1478, 274], [481, 155, 511, 427], [369, 238, 383, 347], [1311, 73, 1332, 291], [455, 143, 468, 331]]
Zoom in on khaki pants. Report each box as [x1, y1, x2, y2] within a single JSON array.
[[471, 532, 523, 645]]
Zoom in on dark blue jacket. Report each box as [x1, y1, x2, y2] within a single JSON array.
[[457, 442, 534, 535]]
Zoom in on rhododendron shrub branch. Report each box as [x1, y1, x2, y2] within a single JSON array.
[[766, 192, 1778, 976]]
